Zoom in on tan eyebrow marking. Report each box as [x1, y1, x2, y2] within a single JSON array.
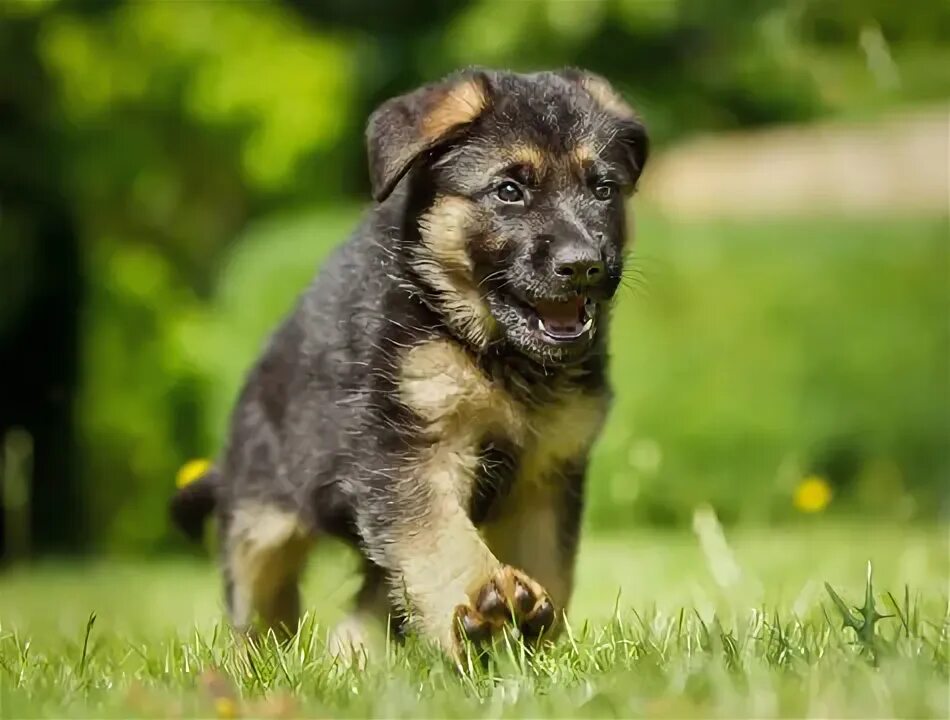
[[490, 144, 555, 186], [570, 144, 598, 172], [506, 143, 549, 174]]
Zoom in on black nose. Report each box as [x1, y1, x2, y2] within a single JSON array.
[[552, 245, 606, 287]]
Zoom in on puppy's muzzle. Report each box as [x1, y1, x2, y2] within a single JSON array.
[[551, 240, 606, 292]]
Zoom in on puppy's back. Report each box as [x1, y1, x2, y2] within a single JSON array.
[[218, 207, 407, 509]]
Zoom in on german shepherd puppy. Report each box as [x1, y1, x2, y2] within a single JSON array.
[[171, 68, 648, 660]]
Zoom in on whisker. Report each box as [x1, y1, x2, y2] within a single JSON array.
[[478, 269, 509, 288], [618, 279, 649, 298]]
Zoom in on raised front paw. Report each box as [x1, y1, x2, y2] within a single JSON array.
[[453, 566, 556, 646]]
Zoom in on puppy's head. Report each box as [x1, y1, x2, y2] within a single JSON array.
[[367, 68, 648, 365]]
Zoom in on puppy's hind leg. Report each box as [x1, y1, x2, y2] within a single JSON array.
[[222, 502, 311, 638], [328, 561, 391, 665]]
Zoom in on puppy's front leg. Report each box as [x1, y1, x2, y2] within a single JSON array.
[[372, 459, 555, 656], [382, 339, 555, 655], [481, 462, 587, 638]]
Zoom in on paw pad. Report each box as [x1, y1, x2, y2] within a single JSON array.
[[454, 566, 556, 646]]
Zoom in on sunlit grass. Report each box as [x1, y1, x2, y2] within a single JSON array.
[[1, 524, 947, 718]]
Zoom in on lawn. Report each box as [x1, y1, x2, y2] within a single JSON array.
[[1, 523, 947, 718]]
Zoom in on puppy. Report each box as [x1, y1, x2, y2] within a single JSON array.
[[170, 68, 648, 660]]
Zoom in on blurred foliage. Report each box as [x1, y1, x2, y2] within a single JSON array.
[[0, 0, 947, 552], [593, 214, 948, 528]]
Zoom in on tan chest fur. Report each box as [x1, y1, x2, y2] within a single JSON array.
[[399, 339, 606, 500], [396, 338, 606, 617]]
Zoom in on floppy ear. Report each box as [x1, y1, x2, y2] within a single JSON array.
[[366, 71, 491, 202], [559, 69, 649, 180]]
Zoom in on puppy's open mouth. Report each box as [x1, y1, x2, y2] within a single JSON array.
[[532, 296, 596, 342]]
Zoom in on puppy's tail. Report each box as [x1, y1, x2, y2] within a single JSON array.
[[170, 462, 219, 542]]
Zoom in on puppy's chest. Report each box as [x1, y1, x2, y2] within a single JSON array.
[[467, 389, 601, 523], [399, 339, 607, 517]]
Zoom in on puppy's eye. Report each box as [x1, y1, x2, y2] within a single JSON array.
[[496, 181, 524, 204], [592, 182, 616, 201]]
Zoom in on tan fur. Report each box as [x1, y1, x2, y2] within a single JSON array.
[[386, 458, 499, 651], [509, 142, 598, 189], [482, 390, 605, 618], [422, 79, 489, 143], [400, 338, 523, 438], [570, 144, 597, 171], [507, 143, 549, 175], [381, 79, 488, 197], [392, 339, 513, 649], [227, 503, 310, 633], [415, 196, 497, 349], [393, 339, 606, 649], [481, 486, 570, 613], [581, 74, 636, 120], [520, 390, 606, 485]]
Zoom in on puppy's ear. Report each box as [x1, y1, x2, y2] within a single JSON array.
[[366, 71, 490, 202], [559, 69, 649, 181]]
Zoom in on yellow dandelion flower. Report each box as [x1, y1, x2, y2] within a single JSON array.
[[214, 696, 239, 719], [794, 475, 832, 513], [176, 458, 212, 489]]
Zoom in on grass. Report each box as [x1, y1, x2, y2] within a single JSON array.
[[1, 523, 947, 718]]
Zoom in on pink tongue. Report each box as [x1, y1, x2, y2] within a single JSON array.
[[537, 298, 583, 328]]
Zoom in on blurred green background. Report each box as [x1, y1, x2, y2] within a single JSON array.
[[0, 0, 947, 558]]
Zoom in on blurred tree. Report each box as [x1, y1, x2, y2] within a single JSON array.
[[0, 11, 83, 559]]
